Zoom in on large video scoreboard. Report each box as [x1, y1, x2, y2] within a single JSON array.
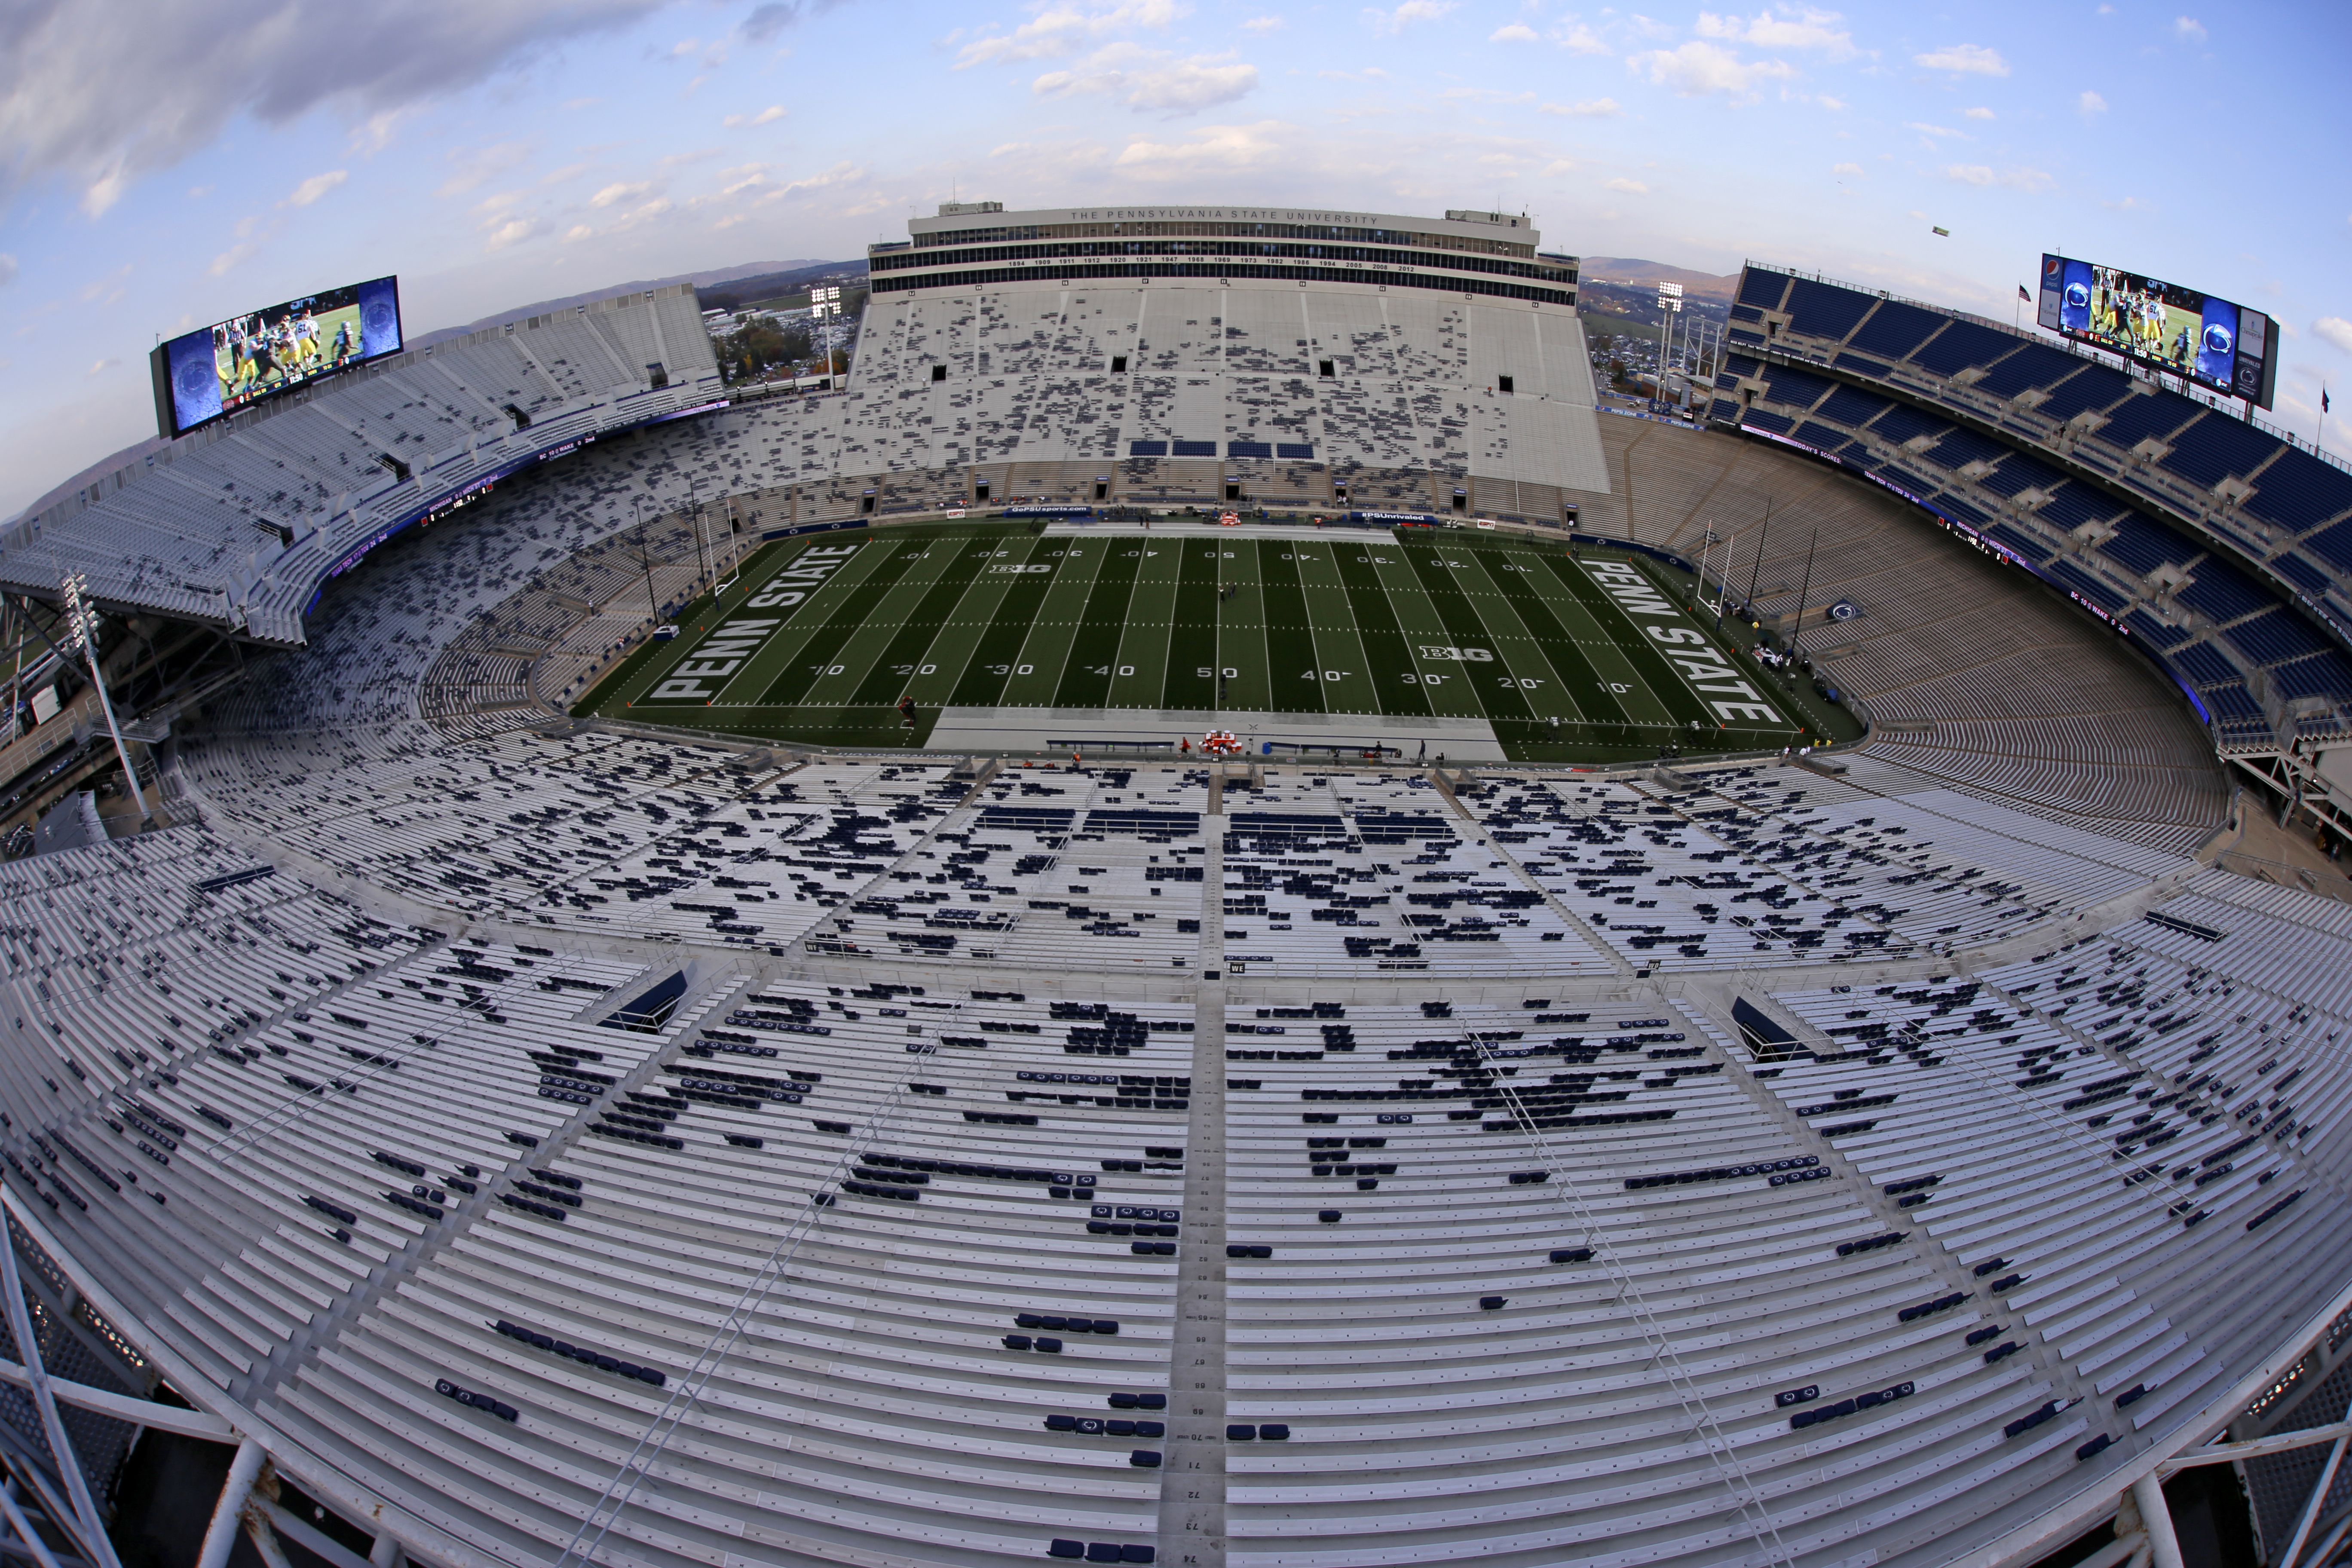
[[150, 276, 404, 438], [2036, 253, 2276, 409]]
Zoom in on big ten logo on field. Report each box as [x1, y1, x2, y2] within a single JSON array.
[[1580, 558, 1781, 725]]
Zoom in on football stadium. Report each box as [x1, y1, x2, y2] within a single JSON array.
[[0, 194, 2349, 1568]]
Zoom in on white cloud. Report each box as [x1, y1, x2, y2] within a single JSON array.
[[0, 254, 14, 287], [1816, 93, 1844, 109], [1555, 22, 1608, 54], [1906, 121, 1964, 138], [1628, 40, 1795, 98], [739, 1, 850, 45], [1365, 0, 1456, 33], [1914, 43, 2008, 75], [590, 180, 652, 207], [87, 358, 117, 377], [1115, 119, 1293, 175], [208, 239, 260, 276], [2079, 89, 2107, 115], [563, 224, 594, 242], [1240, 13, 1283, 30], [2174, 15, 2206, 43], [1963, 105, 1994, 119], [723, 105, 788, 128], [1489, 21, 1539, 42], [958, 0, 1182, 67], [1832, 161, 1862, 175], [0, 0, 669, 216], [483, 216, 548, 251], [285, 168, 348, 206], [1540, 97, 1622, 116], [1034, 45, 1259, 112], [1942, 163, 2053, 191], [1444, 87, 1535, 103], [1697, 6, 1855, 59], [437, 141, 532, 197], [2314, 317, 2352, 355], [1605, 177, 1649, 193]]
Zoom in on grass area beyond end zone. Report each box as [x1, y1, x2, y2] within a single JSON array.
[[573, 521, 1861, 763]]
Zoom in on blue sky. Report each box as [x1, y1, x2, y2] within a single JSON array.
[[2, 0, 2346, 518]]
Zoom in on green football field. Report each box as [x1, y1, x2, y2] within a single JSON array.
[[574, 522, 1855, 763]]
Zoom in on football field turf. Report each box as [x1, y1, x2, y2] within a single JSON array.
[[575, 521, 1852, 764]]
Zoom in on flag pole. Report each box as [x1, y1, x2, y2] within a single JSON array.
[[1745, 497, 1773, 613], [1790, 527, 1818, 663]]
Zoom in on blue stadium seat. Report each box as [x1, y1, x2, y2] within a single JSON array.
[[2169, 641, 2241, 687], [2242, 447, 2352, 533], [1986, 522, 2053, 564], [2159, 416, 2283, 489], [1922, 428, 2009, 472], [2098, 513, 2201, 576], [2304, 519, 2352, 576], [2222, 608, 2332, 667], [2272, 649, 2352, 702], [2271, 551, 2334, 598], [1975, 451, 2069, 498], [1844, 300, 1945, 361], [1973, 343, 2081, 399], [1932, 493, 1991, 527], [1867, 405, 1952, 448], [2044, 557, 2127, 613], [2093, 391, 2205, 452], [2031, 363, 2134, 423], [1761, 364, 1836, 409], [1736, 269, 1789, 309], [2033, 484, 2124, 533], [1908, 321, 2017, 378], [2122, 608, 2193, 650], [2176, 561, 2272, 625], [1814, 386, 1893, 429], [1782, 278, 1879, 342]]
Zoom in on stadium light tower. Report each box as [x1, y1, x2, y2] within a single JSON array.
[[60, 573, 151, 826], [1656, 282, 1684, 406]]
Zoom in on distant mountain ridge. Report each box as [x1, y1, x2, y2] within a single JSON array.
[[1577, 257, 1739, 302], [407, 258, 844, 349]]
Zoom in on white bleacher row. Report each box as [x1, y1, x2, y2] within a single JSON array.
[[1462, 760, 2193, 974], [1219, 997, 2083, 1568], [1977, 874, 2352, 1192], [0, 287, 722, 638], [3, 923, 689, 1389], [1752, 976, 2328, 1441], [1214, 770, 1613, 978], [261, 980, 1198, 1565], [839, 766, 1209, 972]]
